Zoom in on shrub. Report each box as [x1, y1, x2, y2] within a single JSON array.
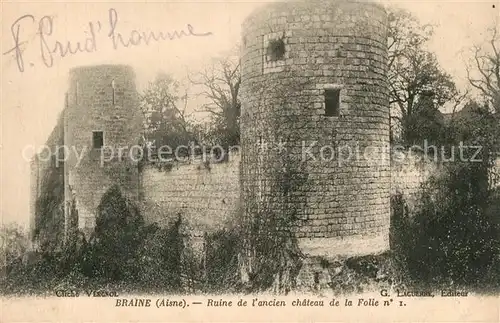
[[136, 216, 184, 291], [0, 224, 30, 276], [33, 160, 65, 253], [84, 185, 145, 281], [204, 228, 241, 292], [393, 161, 500, 288]]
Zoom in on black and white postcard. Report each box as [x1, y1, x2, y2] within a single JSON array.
[[1, 0, 499, 321]]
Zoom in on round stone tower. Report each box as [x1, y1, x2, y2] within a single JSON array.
[[63, 65, 143, 239], [240, 0, 390, 261]]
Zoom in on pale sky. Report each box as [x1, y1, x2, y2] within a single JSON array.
[[1, 0, 498, 229]]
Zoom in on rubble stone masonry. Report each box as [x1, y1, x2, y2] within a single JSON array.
[[140, 154, 241, 236], [29, 59, 447, 271], [31, 0, 500, 280], [63, 65, 143, 238], [240, 0, 391, 259]]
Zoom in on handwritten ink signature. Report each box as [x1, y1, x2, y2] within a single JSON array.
[[108, 8, 212, 49], [3, 8, 213, 73]]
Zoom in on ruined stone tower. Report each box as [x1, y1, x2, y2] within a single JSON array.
[[63, 65, 143, 239], [240, 0, 390, 268]]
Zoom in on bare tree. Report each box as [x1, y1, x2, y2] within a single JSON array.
[[466, 24, 500, 115], [140, 72, 197, 153], [388, 7, 433, 72], [387, 7, 460, 143], [188, 51, 241, 148]]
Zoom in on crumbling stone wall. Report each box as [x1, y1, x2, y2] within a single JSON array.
[[140, 154, 241, 236], [391, 150, 440, 211], [390, 151, 500, 209], [29, 62, 472, 272], [63, 65, 143, 238], [29, 114, 65, 249], [240, 0, 390, 259], [138, 148, 444, 239]]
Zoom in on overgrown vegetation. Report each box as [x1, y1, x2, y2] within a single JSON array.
[[391, 101, 500, 292], [387, 10, 500, 293], [0, 185, 240, 295], [391, 180, 500, 291], [239, 71, 316, 294], [5, 5, 499, 296], [203, 229, 242, 292], [33, 153, 65, 252]]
